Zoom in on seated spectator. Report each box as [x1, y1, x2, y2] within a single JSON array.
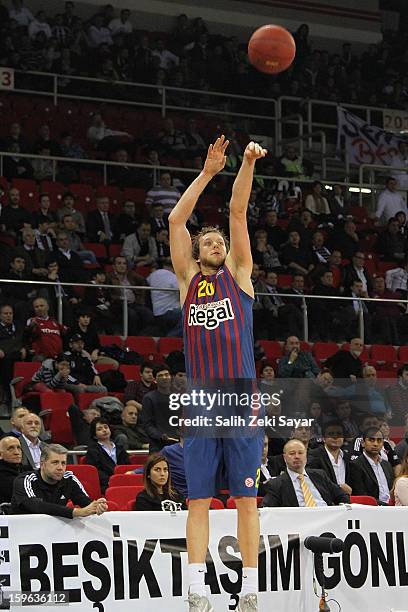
[[287, 210, 314, 247], [108, 149, 139, 188], [25, 297, 67, 360], [109, 8, 133, 36], [0, 187, 33, 236], [343, 279, 372, 343], [54, 230, 87, 282], [280, 145, 312, 179], [307, 420, 352, 493], [38, 258, 78, 326], [140, 364, 180, 452], [145, 172, 181, 214], [375, 177, 407, 224], [348, 413, 400, 473], [134, 452, 185, 511], [309, 231, 331, 267], [7, 406, 29, 438], [387, 365, 408, 426], [60, 215, 98, 264], [252, 229, 281, 271], [121, 221, 158, 268], [0, 304, 26, 402], [124, 361, 156, 413], [184, 117, 206, 155], [262, 439, 349, 507], [64, 335, 107, 391], [393, 450, 408, 506], [350, 427, 394, 505], [2, 255, 36, 323], [305, 181, 330, 216], [376, 217, 407, 263], [85, 417, 129, 493], [258, 362, 276, 392], [56, 191, 86, 236], [86, 111, 132, 152], [31, 351, 106, 396], [11, 443, 108, 517], [68, 405, 101, 447], [325, 338, 364, 382], [147, 259, 182, 336], [88, 14, 113, 48], [342, 251, 373, 294], [34, 218, 56, 252], [0, 435, 23, 503], [3, 122, 30, 153], [19, 412, 44, 469], [28, 10, 52, 39], [59, 131, 86, 159], [33, 124, 60, 157], [155, 228, 171, 264], [31, 145, 53, 181], [277, 336, 320, 379], [370, 275, 403, 344], [385, 258, 408, 298], [106, 256, 155, 336], [328, 220, 360, 260], [254, 270, 303, 339], [280, 231, 314, 276], [3, 142, 33, 181], [333, 399, 359, 441], [113, 200, 139, 242], [328, 183, 350, 218], [33, 193, 58, 229], [17, 227, 49, 278], [310, 269, 349, 342], [152, 41, 180, 72], [86, 195, 115, 243], [113, 404, 149, 451], [81, 274, 117, 336], [150, 202, 169, 236], [262, 210, 287, 251]]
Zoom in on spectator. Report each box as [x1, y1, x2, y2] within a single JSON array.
[[34, 218, 56, 252], [256, 270, 303, 339], [147, 259, 182, 336], [307, 420, 353, 493], [85, 417, 129, 493], [113, 200, 139, 242], [2, 122, 29, 153], [17, 227, 49, 278], [376, 217, 407, 263], [152, 40, 179, 71], [343, 279, 371, 342], [9, 0, 33, 27], [124, 361, 156, 412], [305, 181, 330, 216], [257, 435, 275, 497], [393, 450, 408, 506], [350, 427, 394, 505], [32, 350, 106, 396], [395, 415, 408, 461], [2, 256, 36, 323], [113, 404, 149, 451], [391, 142, 408, 192], [342, 251, 373, 294], [7, 406, 29, 438], [134, 452, 185, 511], [184, 117, 206, 155], [280, 145, 312, 179], [280, 231, 314, 276], [56, 191, 86, 236], [371, 275, 403, 344], [86, 112, 132, 151], [64, 335, 107, 392], [108, 149, 139, 188], [38, 258, 78, 326], [262, 439, 349, 507], [25, 297, 67, 360], [309, 231, 331, 267], [328, 184, 350, 218], [348, 413, 400, 470], [60, 215, 97, 264], [33, 124, 60, 157], [33, 193, 58, 229], [86, 195, 115, 243], [19, 412, 44, 469], [54, 230, 87, 282], [278, 336, 320, 379], [329, 219, 360, 260], [0, 436, 23, 504], [88, 14, 113, 48], [68, 405, 101, 447], [3, 142, 33, 181], [310, 269, 347, 342], [0, 187, 33, 235], [333, 399, 359, 441], [106, 256, 155, 336], [52, 14, 69, 46], [11, 443, 108, 517], [0, 304, 26, 401], [385, 258, 408, 297], [262, 211, 288, 252], [59, 131, 86, 159], [81, 272, 117, 335], [282, 273, 306, 312], [325, 337, 364, 382], [140, 364, 179, 452], [28, 10, 51, 39], [150, 203, 169, 236], [155, 228, 171, 264], [109, 9, 133, 35], [375, 177, 407, 223], [145, 172, 181, 214], [252, 229, 281, 271], [386, 365, 408, 426], [351, 366, 389, 417], [121, 221, 158, 268]]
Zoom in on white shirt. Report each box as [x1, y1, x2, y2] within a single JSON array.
[[385, 266, 408, 292], [109, 17, 133, 35], [147, 269, 179, 316], [88, 25, 113, 48], [28, 19, 52, 39], [152, 49, 180, 70], [363, 452, 390, 504], [22, 434, 41, 469], [376, 189, 407, 222], [391, 154, 408, 191], [260, 463, 272, 481], [9, 6, 34, 26], [325, 446, 346, 485], [287, 468, 327, 507]]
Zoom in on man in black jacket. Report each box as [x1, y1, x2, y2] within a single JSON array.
[[349, 427, 394, 505], [307, 420, 352, 494], [11, 443, 107, 518], [0, 304, 27, 399], [325, 338, 364, 383], [0, 436, 24, 503], [262, 439, 349, 507]]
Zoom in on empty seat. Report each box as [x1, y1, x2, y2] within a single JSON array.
[[157, 337, 183, 355], [370, 344, 398, 365], [83, 242, 108, 259], [77, 392, 106, 411], [105, 485, 144, 510], [349, 495, 378, 506], [119, 364, 140, 381], [258, 341, 283, 360], [40, 391, 75, 446], [66, 464, 102, 500], [40, 180, 65, 205], [12, 362, 40, 397], [109, 473, 144, 487], [313, 342, 339, 363], [125, 336, 156, 353], [99, 335, 123, 347], [129, 453, 149, 464]]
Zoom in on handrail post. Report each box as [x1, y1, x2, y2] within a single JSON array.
[[52, 159, 56, 181], [122, 288, 128, 341], [321, 130, 327, 179], [53, 75, 58, 106], [57, 286, 63, 325], [302, 297, 308, 343], [162, 87, 166, 118], [358, 300, 365, 343], [299, 115, 304, 159], [307, 100, 312, 149], [276, 97, 282, 157], [103, 163, 107, 186]]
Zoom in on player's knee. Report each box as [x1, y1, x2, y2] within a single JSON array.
[[234, 496, 258, 513], [188, 498, 212, 512]]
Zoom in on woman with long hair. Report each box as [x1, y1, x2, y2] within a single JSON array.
[[135, 452, 185, 510], [392, 450, 408, 506]]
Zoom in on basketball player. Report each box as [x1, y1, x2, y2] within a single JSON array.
[[169, 136, 267, 612]]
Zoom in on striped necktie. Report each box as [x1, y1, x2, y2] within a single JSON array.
[[298, 474, 317, 507]]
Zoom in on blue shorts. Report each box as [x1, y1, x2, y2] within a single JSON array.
[[184, 434, 264, 499]]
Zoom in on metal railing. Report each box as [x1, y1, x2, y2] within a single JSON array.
[[1, 276, 406, 344], [358, 163, 408, 208]]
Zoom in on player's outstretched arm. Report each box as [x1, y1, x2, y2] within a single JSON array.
[[169, 135, 229, 285], [227, 142, 267, 276]]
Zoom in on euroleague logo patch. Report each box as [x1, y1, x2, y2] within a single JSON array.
[[245, 477, 254, 488]]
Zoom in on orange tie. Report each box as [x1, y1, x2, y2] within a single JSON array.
[[298, 474, 317, 507]]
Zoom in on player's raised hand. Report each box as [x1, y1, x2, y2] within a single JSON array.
[[244, 141, 267, 163], [203, 135, 229, 177]]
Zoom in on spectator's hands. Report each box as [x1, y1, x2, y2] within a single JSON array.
[[340, 483, 352, 495], [244, 141, 267, 164], [73, 498, 108, 517], [99, 232, 107, 242], [20, 348, 27, 360], [288, 349, 299, 364], [93, 375, 102, 386], [203, 135, 229, 177], [349, 374, 357, 382]]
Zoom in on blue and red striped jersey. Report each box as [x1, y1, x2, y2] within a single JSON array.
[[182, 264, 255, 380]]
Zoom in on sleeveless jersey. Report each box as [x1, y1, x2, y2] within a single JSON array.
[[182, 264, 255, 380]]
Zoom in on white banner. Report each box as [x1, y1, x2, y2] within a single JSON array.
[[384, 109, 408, 134], [4, 507, 408, 611], [337, 107, 404, 166]]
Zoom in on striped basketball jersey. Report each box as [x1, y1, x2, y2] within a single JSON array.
[[182, 264, 255, 380]]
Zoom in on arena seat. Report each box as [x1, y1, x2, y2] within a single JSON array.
[[40, 180, 65, 205], [108, 244, 122, 258], [114, 464, 144, 474], [226, 497, 263, 509], [349, 495, 378, 506], [109, 473, 144, 487], [398, 346, 408, 362], [99, 335, 123, 347], [370, 344, 398, 368], [40, 391, 75, 446], [125, 336, 156, 353], [157, 337, 183, 355], [68, 183, 93, 207], [258, 341, 282, 360], [119, 364, 140, 380], [106, 485, 144, 510], [66, 464, 102, 500], [11, 178, 39, 210], [129, 453, 149, 464], [342, 343, 370, 362], [12, 361, 40, 397], [94, 362, 115, 373], [83, 242, 108, 259], [77, 392, 106, 411], [312, 342, 339, 364]]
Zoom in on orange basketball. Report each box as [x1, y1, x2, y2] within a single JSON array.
[[248, 24, 296, 74]]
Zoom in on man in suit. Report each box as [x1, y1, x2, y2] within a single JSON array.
[[0, 436, 24, 503], [258, 435, 275, 497], [86, 195, 115, 243], [55, 231, 87, 283], [350, 427, 394, 505], [262, 439, 350, 507], [342, 251, 373, 294], [19, 413, 44, 470], [307, 420, 352, 494]]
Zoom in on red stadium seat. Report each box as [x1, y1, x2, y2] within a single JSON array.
[[105, 485, 144, 510], [77, 392, 106, 411], [94, 362, 115, 373], [40, 391, 75, 446], [12, 362, 40, 397], [66, 464, 102, 500], [277, 274, 292, 288], [157, 337, 183, 355], [349, 495, 378, 506], [69, 183, 93, 208], [399, 346, 408, 362], [125, 336, 156, 353], [99, 335, 123, 347], [109, 473, 144, 487], [11, 178, 39, 210], [83, 242, 108, 259], [377, 261, 396, 275], [40, 181, 65, 205], [114, 464, 143, 474], [108, 244, 122, 259], [312, 342, 339, 364], [119, 364, 140, 380], [370, 344, 398, 367], [129, 453, 149, 464], [258, 341, 283, 360], [95, 185, 122, 208]]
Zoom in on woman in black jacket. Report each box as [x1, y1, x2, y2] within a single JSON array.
[[85, 417, 128, 492], [134, 453, 186, 511]]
